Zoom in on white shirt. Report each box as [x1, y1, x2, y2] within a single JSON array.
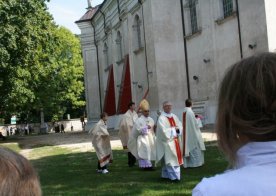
[[193, 141, 276, 196]]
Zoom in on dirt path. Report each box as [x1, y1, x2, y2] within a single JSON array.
[[2, 129, 217, 159]]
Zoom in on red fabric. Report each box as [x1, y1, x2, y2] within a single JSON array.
[[174, 138, 183, 165], [166, 116, 183, 165], [117, 55, 132, 114], [182, 112, 187, 156], [103, 65, 116, 115]]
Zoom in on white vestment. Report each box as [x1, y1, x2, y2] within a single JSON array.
[[183, 107, 205, 168], [128, 115, 156, 162], [156, 112, 183, 166], [89, 120, 113, 167], [118, 110, 138, 150]]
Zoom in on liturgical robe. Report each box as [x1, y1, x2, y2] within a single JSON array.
[[183, 107, 205, 168], [90, 119, 113, 167]]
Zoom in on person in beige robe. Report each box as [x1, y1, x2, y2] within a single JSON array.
[[118, 101, 138, 167], [156, 101, 183, 181], [128, 99, 156, 170], [90, 113, 113, 174]]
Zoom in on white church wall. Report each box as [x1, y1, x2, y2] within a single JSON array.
[[264, 0, 276, 52], [150, 0, 188, 110]]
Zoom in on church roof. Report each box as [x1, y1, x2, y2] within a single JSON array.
[[75, 5, 99, 23]]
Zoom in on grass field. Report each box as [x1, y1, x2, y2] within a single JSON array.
[[1, 141, 228, 196]]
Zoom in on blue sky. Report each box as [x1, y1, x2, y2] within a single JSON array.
[[47, 0, 104, 34]]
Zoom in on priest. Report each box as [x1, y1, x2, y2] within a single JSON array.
[[118, 101, 138, 167], [182, 99, 205, 168], [156, 101, 183, 181], [128, 99, 156, 170]]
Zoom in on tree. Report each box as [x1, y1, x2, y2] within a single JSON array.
[[0, 0, 85, 123]]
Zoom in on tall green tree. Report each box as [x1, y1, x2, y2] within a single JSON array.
[[0, 0, 84, 123]]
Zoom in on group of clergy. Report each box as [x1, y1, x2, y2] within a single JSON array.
[[89, 99, 206, 181]]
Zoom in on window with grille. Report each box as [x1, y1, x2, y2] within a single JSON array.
[[188, 0, 198, 34], [223, 0, 233, 18]]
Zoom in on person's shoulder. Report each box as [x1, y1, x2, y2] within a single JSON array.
[[193, 166, 276, 196], [193, 170, 238, 196]]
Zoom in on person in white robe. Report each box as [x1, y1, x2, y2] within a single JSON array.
[[128, 99, 156, 170], [183, 99, 205, 168], [156, 101, 183, 181], [89, 113, 113, 174], [118, 101, 138, 167]]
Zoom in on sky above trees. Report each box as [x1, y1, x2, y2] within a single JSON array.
[[47, 0, 104, 34]]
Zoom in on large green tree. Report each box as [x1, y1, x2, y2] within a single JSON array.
[[0, 0, 84, 123]]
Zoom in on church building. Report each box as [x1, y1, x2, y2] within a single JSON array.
[[76, 0, 276, 129]]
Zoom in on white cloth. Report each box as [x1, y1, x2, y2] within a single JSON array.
[[128, 115, 156, 161], [118, 110, 138, 149], [89, 120, 113, 167], [161, 165, 181, 180], [156, 112, 183, 167], [183, 107, 205, 168], [193, 141, 276, 196]]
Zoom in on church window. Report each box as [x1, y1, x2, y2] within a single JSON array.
[[103, 43, 109, 68], [116, 31, 123, 61], [133, 15, 142, 50], [188, 0, 198, 34], [222, 0, 233, 18]]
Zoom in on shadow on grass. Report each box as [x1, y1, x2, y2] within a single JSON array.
[[31, 146, 227, 196]]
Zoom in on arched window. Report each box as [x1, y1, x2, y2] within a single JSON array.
[[103, 43, 109, 68], [133, 15, 142, 50], [116, 31, 123, 61]]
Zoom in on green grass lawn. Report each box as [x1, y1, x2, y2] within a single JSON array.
[[0, 142, 228, 196]]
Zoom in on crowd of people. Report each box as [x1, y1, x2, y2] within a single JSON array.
[[90, 98, 205, 181]]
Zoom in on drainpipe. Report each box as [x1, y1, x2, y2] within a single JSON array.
[[235, 0, 243, 59], [138, 0, 150, 91], [180, 0, 191, 99], [91, 21, 103, 112]]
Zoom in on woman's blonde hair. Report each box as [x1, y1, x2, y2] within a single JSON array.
[[216, 52, 276, 165], [0, 147, 41, 196]]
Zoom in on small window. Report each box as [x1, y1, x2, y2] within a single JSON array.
[[222, 0, 233, 18], [188, 0, 198, 34], [133, 15, 142, 50], [103, 43, 109, 68], [116, 31, 123, 61]]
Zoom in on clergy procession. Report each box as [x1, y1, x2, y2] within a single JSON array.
[[90, 98, 205, 181]]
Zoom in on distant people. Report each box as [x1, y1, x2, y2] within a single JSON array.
[[128, 99, 156, 170], [0, 147, 41, 196], [6, 126, 9, 136], [0, 132, 6, 140], [54, 122, 60, 133], [183, 99, 205, 168], [193, 53, 276, 195], [118, 101, 138, 167], [156, 101, 183, 181], [89, 113, 113, 174], [61, 123, 65, 133]]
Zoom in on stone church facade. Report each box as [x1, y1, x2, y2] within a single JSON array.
[[76, 0, 276, 129]]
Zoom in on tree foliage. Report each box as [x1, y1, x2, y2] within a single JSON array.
[[0, 0, 85, 123]]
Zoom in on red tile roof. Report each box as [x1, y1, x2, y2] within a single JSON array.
[[75, 6, 99, 23]]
